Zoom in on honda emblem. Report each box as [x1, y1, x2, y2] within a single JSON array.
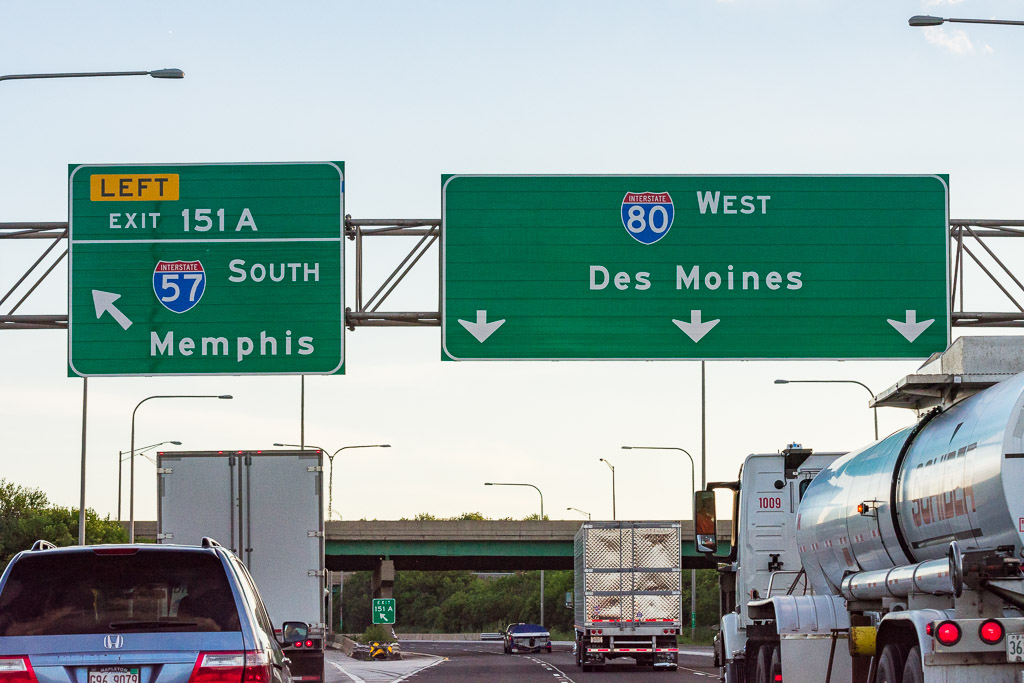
[[103, 634, 124, 650]]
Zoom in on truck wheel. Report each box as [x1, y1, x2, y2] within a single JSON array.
[[901, 647, 923, 683], [874, 643, 908, 683]]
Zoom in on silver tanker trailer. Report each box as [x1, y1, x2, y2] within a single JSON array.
[[695, 338, 1024, 683]]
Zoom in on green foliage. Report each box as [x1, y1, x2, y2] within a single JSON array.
[[0, 479, 128, 571], [359, 624, 397, 644], [341, 569, 575, 634], [681, 569, 721, 628], [410, 512, 487, 521]]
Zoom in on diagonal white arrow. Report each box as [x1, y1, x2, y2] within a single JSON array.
[[887, 309, 934, 343], [92, 290, 133, 330], [672, 310, 719, 343], [458, 310, 505, 343]]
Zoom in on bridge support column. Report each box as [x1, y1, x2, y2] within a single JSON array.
[[371, 559, 395, 599]]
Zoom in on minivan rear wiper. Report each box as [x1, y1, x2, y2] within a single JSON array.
[[108, 620, 199, 630]]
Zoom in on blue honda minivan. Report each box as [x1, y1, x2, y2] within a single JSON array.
[[0, 540, 293, 683]]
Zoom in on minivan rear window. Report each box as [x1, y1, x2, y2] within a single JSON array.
[[0, 549, 241, 636]]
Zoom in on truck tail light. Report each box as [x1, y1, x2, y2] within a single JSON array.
[[935, 621, 962, 646], [979, 619, 1005, 645], [304, 640, 313, 649], [189, 651, 270, 683], [0, 657, 38, 683]]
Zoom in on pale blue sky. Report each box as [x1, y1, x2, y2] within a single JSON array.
[[2, 1, 1023, 523]]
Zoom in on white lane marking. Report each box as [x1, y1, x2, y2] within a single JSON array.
[[328, 661, 365, 683], [393, 655, 446, 682], [534, 656, 576, 683], [679, 665, 718, 678]]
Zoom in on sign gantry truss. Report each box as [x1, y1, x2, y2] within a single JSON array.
[[950, 220, 1024, 327], [2, 219, 1024, 331]]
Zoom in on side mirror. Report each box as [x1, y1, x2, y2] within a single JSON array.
[[280, 621, 309, 645], [694, 490, 717, 554]]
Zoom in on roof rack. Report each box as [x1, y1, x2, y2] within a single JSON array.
[[201, 537, 223, 548], [30, 540, 57, 551]]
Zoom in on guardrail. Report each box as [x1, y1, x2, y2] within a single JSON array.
[[480, 632, 503, 641]]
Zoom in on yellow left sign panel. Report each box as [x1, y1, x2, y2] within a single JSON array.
[[89, 173, 180, 201]]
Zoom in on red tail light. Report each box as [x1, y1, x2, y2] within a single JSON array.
[[979, 619, 1005, 645], [774, 675, 783, 682], [304, 640, 313, 648], [293, 641, 302, 648], [0, 657, 38, 683], [935, 621, 962, 646], [188, 651, 270, 683]]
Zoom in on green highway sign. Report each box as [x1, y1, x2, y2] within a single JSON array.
[[68, 162, 345, 376], [442, 175, 949, 360], [372, 598, 396, 625]]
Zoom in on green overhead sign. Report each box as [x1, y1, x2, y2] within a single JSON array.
[[442, 175, 949, 360], [68, 162, 345, 377]]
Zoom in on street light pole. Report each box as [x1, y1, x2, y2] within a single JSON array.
[[774, 379, 878, 441], [485, 482, 545, 625], [909, 15, 1024, 27], [1, 68, 184, 82], [622, 445, 698, 638], [118, 440, 180, 522], [566, 507, 591, 520], [599, 458, 616, 520], [275, 443, 391, 519], [129, 395, 231, 543]]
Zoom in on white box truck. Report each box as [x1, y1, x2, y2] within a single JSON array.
[[574, 521, 682, 671], [157, 449, 325, 683]]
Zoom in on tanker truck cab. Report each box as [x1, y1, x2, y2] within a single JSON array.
[[696, 445, 845, 682]]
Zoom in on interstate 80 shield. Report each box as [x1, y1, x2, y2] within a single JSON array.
[[620, 191, 674, 245]]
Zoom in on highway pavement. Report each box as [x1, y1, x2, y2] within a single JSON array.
[[326, 641, 718, 682]]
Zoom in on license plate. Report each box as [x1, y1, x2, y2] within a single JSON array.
[[1007, 633, 1024, 662], [88, 667, 139, 683], [590, 636, 604, 643]]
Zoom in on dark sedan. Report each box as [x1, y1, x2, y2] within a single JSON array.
[[502, 623, 552, 654]]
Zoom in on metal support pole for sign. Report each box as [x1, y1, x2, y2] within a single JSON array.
[[78, 378, 88, 545], [300, 376, 305, 449]]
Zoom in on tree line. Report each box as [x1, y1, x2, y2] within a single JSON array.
[[0, 479, 127, 570]]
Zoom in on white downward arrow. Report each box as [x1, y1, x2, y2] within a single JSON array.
[[672, 310, 720, 343], [92, 290, 133, 330], [458, 310, 505, 343], [887, 309, 934, 343]]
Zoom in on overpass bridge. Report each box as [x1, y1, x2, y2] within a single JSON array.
[[323, 519, 731, 571], [132, 519, 731, 597], [132, 519, 731, 571]]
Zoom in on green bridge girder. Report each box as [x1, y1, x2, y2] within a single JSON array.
[[324, 520, 731, 572]]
